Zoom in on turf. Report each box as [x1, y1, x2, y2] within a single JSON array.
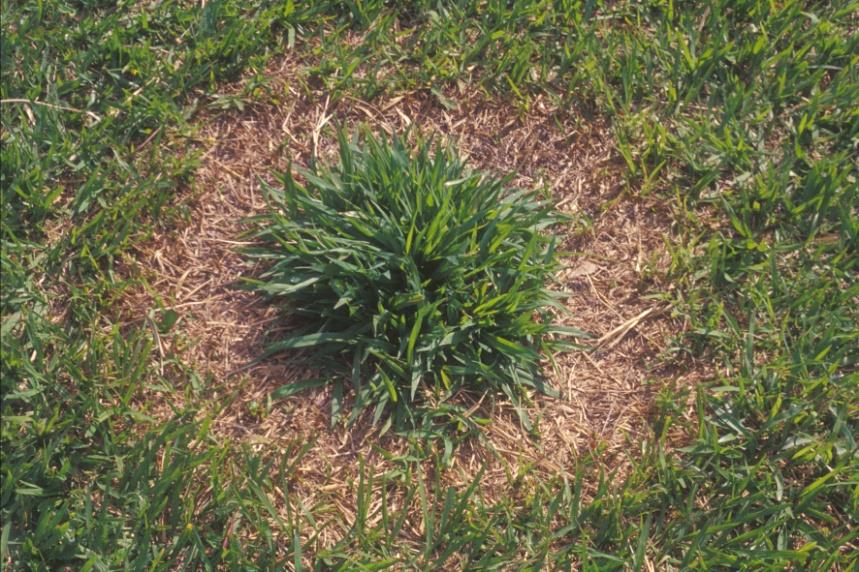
[[1, 0, 857, 570]]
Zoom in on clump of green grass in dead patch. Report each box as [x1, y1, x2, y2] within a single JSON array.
[[246, 131, 583, 431]]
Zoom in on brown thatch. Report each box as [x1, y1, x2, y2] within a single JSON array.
[[116, 55, 709, 556]]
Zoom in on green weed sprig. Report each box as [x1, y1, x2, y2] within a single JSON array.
[[246, 131, 583, 430]]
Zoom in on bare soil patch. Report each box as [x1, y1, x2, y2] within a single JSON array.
[[118, 56, 707, 549]]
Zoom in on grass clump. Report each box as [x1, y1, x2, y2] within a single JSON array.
[[247, 132, 577, 429]]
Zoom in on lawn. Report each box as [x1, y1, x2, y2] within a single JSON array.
[[1, 0, 857, 570]]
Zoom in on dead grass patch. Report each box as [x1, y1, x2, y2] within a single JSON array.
[[117, 55, 709, 551]]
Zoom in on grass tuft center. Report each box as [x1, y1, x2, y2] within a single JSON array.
[[246, 131, 581, 429]]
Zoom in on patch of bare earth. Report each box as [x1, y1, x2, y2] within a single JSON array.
[[119, 56, 708, 556]]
